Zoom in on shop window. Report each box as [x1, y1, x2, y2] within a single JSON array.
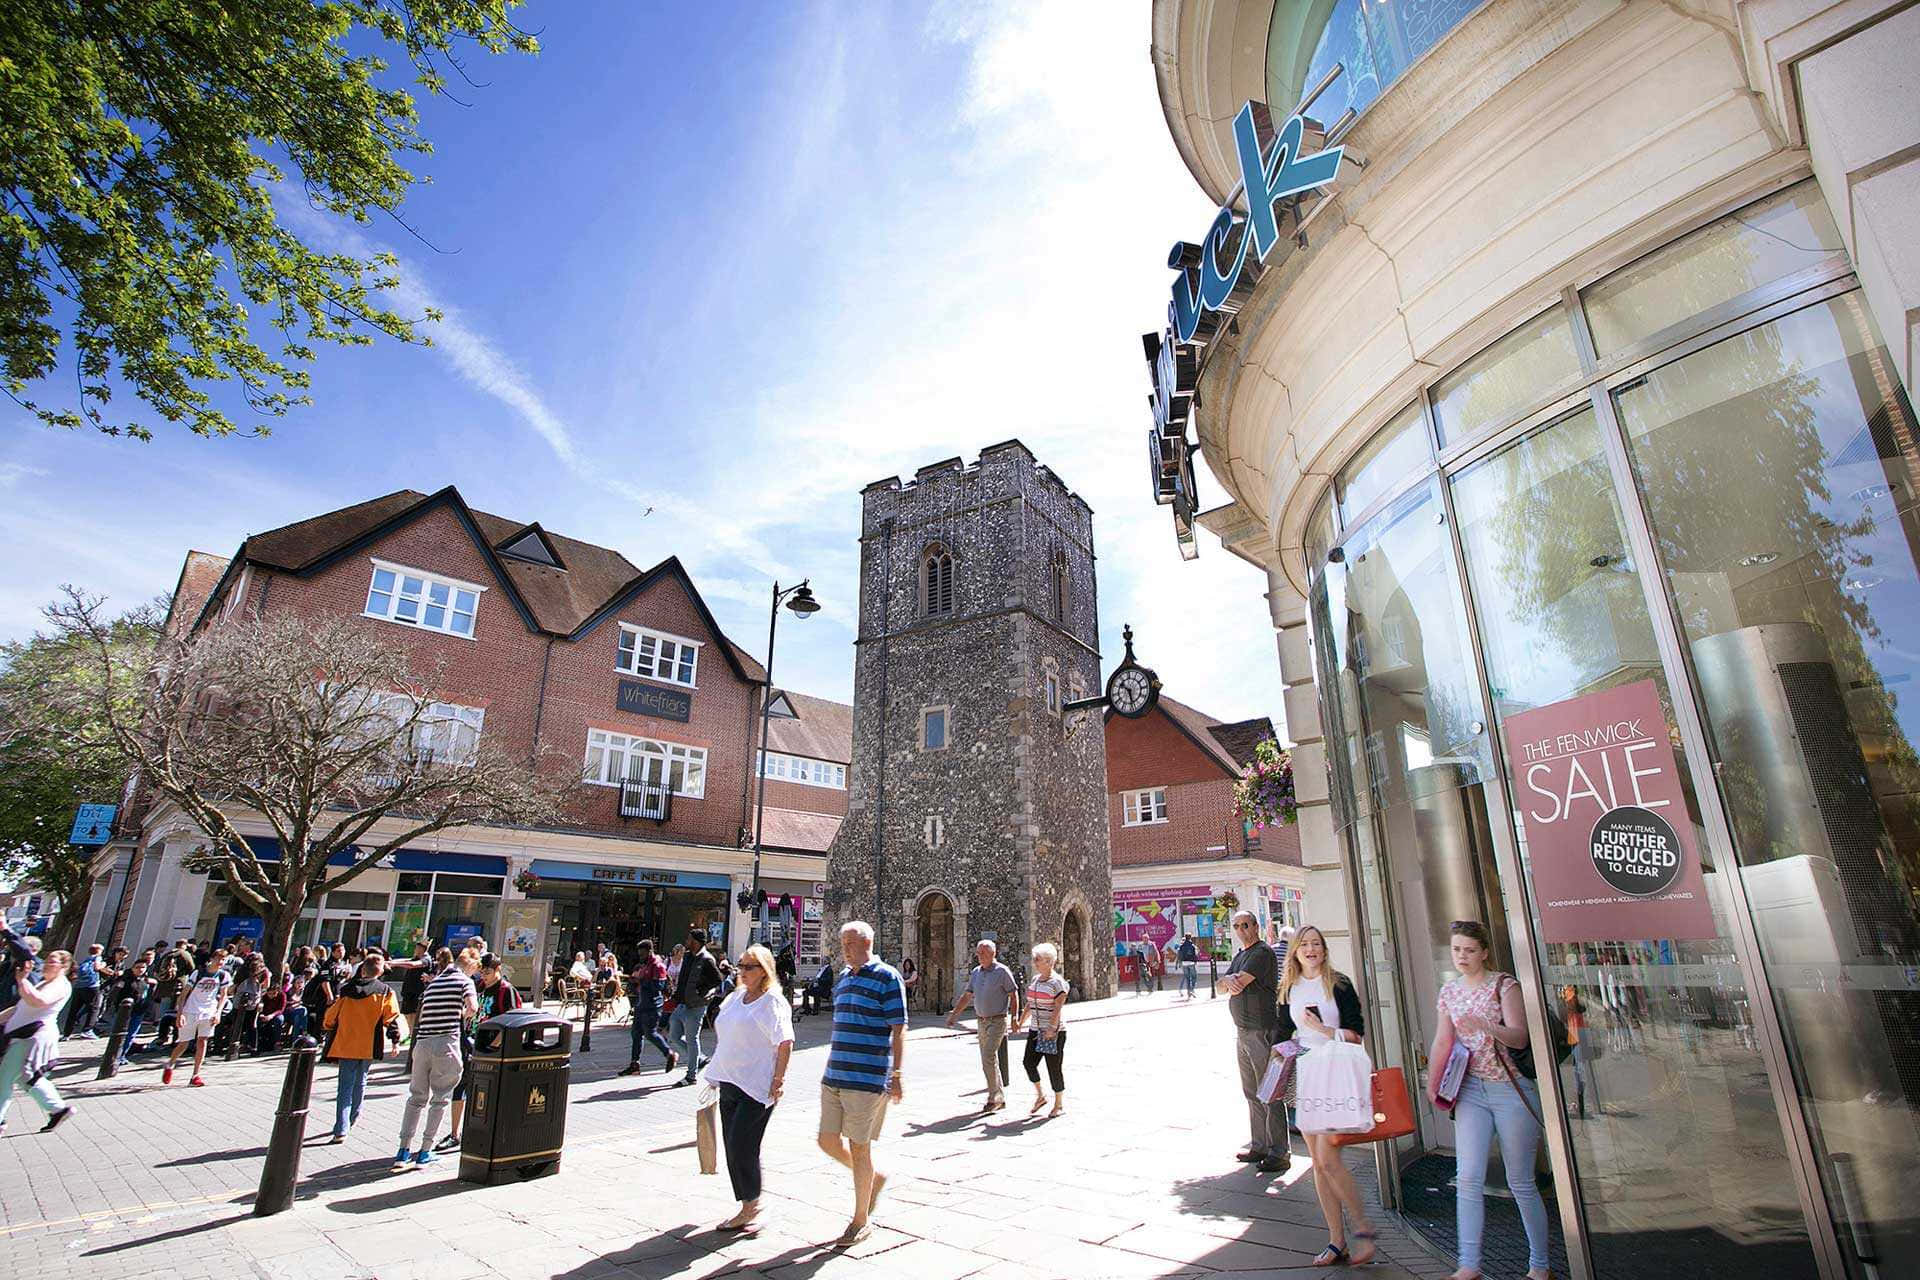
[[921, 545, 955, 617], [1336, 401, 1431, 524], [1123, 787, 1168, 825], [1430, 306, 1581, 446], [364, 560, 480, 638], [616, 624, 700, 687], [1581, 180, 1846, 356], [921, 707, 949, 751], [584, 729, 707, 797]]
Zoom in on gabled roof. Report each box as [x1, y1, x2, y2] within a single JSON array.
[[167, 550, 232, 635], [191, 487, 767, 681], [1153, 695, 1277, 775], [765, 690, 853, 764]]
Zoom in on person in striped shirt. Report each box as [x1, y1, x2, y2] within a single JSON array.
[[392, 948, 475, 1171], [816, 920, 906, 1248]]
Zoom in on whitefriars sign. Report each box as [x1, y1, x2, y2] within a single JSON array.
[[1146, 102, 1345, 553]]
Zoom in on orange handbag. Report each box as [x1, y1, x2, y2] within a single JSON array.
[[1330, 1067, 1417, 1147]]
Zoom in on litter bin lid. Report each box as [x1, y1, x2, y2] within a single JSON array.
[[478, 1009, 569, 1033]]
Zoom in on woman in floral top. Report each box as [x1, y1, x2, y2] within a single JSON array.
[[1427, 920, 1552, 1280]]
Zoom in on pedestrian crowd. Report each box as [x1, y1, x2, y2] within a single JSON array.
[[4, 907, 1559, 1276]]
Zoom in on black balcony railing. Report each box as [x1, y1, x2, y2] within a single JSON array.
[[620, 778, 672, 822]]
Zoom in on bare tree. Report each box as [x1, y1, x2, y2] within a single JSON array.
[[36, 588, 572, 971]]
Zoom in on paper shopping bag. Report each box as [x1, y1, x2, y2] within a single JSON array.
[[1294, 1039, 1374, 1133], [1259, 1040, 1300, 1104], [696, 1093, 720, 1175], [1331, 1068, 1417, 1147]]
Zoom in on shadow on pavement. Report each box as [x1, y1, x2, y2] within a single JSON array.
[[80, 1212, 253, 1256], [548, 1227, 842, 1280], [323, 1175, 470, 1214], [156, 1145, 266, 1167]]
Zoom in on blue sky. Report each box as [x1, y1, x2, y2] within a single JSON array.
[[0, 1, 1288, 736]]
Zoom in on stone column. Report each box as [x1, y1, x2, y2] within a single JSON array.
[[1268, 566, 1356, 975]]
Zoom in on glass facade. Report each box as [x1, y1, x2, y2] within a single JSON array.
[[1301, 180, 1917, 1279], [1267, 0, 1491, 127]]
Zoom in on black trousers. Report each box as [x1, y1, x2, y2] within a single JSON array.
[[1023, 1028, 1067, 1092], [717, 1082, 775, 1203], [64, 986, 101, 1035]]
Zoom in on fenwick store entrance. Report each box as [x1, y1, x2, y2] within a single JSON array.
[[1306, 182, 1920, 1280]]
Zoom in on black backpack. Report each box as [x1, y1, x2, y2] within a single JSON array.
[[1500, 975, 1574, 1080]]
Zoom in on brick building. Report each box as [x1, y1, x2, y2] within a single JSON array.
[[828, 442, 1115, 1007], [78, 487, 846, 988], [1106, 694, 1304, 969]]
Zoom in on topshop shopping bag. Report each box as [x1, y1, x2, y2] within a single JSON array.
[[1330, 1068, 1417, 1147], [696, 1083, 720, 1174], [1294, 1039, 1374, 1133]]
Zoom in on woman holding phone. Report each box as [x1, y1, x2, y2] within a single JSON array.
[[1274, 925, 1377, 1267]]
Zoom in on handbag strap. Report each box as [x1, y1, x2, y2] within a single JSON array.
[[1491, 975, 1545, 1125]]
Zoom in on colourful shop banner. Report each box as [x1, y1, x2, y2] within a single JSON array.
[[1114, 885, 1213, 903], [1503, 680, 1717, 943]]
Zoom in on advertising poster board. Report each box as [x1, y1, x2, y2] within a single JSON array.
[[1502, 679, 1717, 942], [386, 902, 429, 956], [214, 913, 264, 946], [442, 920, 484, 951], [499, 901, 547, 995]]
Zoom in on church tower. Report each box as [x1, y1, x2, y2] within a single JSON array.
[[828, 441, 1114, 1002]]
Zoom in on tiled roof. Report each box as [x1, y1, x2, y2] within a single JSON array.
[[206, 487, 767, 680], [759, 807, 841, 854], [168, 550, 232, 635], [766, 690, 853, 764], [1155, 695, 1277, 774]]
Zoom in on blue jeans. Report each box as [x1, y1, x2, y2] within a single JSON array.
[[334, 1058, 372, 1136], [630, 1006, 672, 1066], [287, 1006, 309, 1041], [1181, 962, 1198, 996], [117, 1010, 146, 1064], [1454, 1075, 1551, 1272], [668, 1003, 705, 1080]]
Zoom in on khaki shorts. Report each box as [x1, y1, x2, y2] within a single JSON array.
[[819, 1083, 890, 1143]]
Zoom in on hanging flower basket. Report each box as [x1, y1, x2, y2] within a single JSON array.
[[512, 868, 542, 896], [1216, 890, 1240, 912], [1233, 739, 1298, 830]]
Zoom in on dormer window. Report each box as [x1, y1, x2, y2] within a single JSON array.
[[617, 624, 700, 687], [497, 525, 563, 568], [922, 544, 955, 617], [364, 560, 481, 638]]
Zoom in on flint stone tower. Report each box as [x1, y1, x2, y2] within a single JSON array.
[[828, 440, 1114, 1003]]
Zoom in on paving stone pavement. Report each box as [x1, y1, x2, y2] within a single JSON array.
[[0, 987, 1456, 1280]]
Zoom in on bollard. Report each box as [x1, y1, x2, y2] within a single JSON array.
[[96, 997, 135, 1079], [1209, 956, 1219, 999], [255, 1035, 319, 1217], [579, 983, 595, 1054]]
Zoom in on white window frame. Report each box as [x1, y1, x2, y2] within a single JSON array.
[[584, 728, 708, 798], [615, 624, 702, 687], [1122, 787, 1169, 826], [364, 559, 484, 639], [757, 751, 848, 790], [358, 692, 485, 774]]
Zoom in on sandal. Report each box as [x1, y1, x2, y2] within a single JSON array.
[[1349, 1230, 1377, 1265], [1312, 1243, 1351, 1267]]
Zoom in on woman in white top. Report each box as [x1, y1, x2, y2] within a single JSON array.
[[701, 942, 793, 1235], [1274, 925, 1378, 1267], [1012, 942, 1070, 1117], [0, 948, 75, 1133]]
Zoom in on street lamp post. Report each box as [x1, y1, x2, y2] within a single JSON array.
[[743, 579, 820, 947]]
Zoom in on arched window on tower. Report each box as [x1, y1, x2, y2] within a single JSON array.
[[1051, 547, 1069, 623], [921, 544, 955, 617]]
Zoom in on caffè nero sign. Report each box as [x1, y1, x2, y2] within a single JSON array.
[[1502, 680, 1717, 942]]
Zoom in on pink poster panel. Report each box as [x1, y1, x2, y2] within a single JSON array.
[[1502, 679, 1718, 943]]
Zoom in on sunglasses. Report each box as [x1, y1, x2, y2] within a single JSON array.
[[740, 961, 764, 972]]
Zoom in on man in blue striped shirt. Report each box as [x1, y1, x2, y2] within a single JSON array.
[[817, 920, 905, 1248]]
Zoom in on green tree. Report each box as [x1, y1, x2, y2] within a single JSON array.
[[0, 602, 161, 949], [1, 1, 534, 440]]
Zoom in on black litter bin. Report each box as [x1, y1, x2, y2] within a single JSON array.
[[460, 1010, 572, 1185]]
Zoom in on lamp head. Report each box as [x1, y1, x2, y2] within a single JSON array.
[[786, 583, 821, 616]]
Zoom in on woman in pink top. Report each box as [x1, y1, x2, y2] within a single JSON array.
[[1427, 920, 1552, 1280]]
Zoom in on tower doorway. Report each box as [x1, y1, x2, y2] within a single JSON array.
[[1062, 905, 1087, 993], [916, 892, 954, 1013]]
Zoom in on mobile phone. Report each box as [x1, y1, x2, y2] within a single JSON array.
[[1307, 1004, 1324, 1023]]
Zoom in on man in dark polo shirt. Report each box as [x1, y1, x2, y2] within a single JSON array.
[[1216, 909, 1286, 1173]]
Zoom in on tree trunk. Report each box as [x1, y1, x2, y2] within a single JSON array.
[[45, 865, 97, 952], [261, 901, 304, 976]]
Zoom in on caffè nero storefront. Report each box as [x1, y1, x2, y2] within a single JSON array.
[[1149, 2, 1920, 1277]]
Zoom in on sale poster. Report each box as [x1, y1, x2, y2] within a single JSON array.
[[1502, 679, 1717, 943]]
